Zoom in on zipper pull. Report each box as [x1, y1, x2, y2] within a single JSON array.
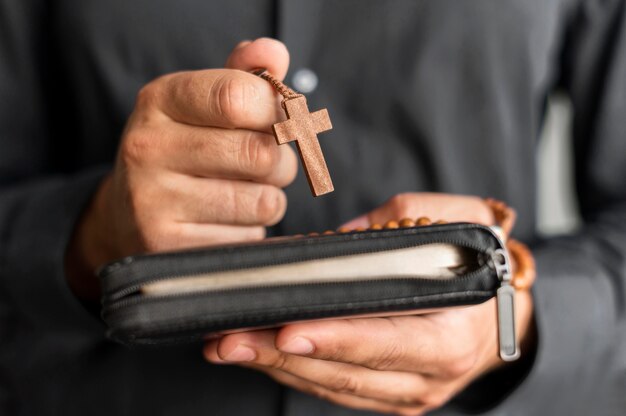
[[491, 248, 520, 362]]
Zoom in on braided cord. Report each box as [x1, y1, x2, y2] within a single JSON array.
[[253, 68, 303, 100]]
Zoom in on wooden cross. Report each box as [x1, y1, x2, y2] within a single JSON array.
[[272, 96, 334, 196]]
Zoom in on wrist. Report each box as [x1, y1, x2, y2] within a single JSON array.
[[65, 175, 114, 302], [454, 292, 537, 411]]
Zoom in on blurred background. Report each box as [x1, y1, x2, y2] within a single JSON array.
[[537, 94, 581, 237]]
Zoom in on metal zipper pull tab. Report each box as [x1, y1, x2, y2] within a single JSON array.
[[491, 248, 520, 362]]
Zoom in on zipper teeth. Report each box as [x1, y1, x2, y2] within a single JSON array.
[[102, 224, 504, 304], [103, 263, 493, 313], [100, 226, 455, 276], [103, 225, 502, 301]]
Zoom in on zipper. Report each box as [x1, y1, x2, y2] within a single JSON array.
[[102, 225, 518, 355], [104, 235, 491, 301], [103, 265, 492, 314], [491, 248, 520, 362], [102, 224, 498, 299]]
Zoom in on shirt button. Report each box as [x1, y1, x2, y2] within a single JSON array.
[[291, 68, 318, 93]]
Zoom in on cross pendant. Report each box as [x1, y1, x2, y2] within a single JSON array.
[[272, 96, 334, 196]]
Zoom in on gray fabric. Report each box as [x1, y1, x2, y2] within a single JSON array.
[[1, 0, 625, 414]]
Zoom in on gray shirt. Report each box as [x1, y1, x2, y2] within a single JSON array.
[[1, 0, 625, 414]]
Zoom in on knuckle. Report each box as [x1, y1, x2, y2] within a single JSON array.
[[216, 76, 253, 126], [330, 372, 362, 395], [121, 127, 158, 167], [370, 341, 406, 370], [221, 182, 282, 226], [395, 396, 422, 408], [267, 353, 289, 371], [223, 184, 244, 224], [255, 187, 285, 225], [394, 380, 427, 407], [240, 133, 277, 177]]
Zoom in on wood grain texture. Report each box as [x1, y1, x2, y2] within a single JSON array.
[[272, 96, 334, 196]]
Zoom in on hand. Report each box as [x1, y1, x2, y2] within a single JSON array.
[[204, 193, 535, 415], [66, 38, 298, 300]]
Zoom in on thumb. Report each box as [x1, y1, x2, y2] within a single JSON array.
[[226, 37, 290, 80], [339, 195, 412, 230], [340, 193, 496, 230]]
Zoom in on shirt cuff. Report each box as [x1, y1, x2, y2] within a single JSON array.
[[2, 168, 109, 334]]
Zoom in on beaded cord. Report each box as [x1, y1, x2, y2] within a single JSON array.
[[293, 199, 536, 290]]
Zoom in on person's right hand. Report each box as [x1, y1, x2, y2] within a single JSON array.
[[66, 38, 298, 300]]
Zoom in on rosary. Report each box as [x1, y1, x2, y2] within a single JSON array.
[[254, 69, 334, 197]]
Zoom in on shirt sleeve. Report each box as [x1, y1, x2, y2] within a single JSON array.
[[490, 0, 626, 413], [0, 3, 109, 411]]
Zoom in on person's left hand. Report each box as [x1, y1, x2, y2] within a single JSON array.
[[203, 193, 535, 415]]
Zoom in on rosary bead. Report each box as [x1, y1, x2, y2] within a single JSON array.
[[316, 217, 450, 239], [399, 218, 415, 227], [384, 220, 399, 229], [416, 217, 431, 226]]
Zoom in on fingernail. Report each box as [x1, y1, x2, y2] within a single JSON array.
[[234, 40, 252, 50], [279, 337, 315, 355], [339, 215, 369, 230], [207, 355, 229, 365], [204, 341, 227, 364], [224, 345, 257, 362]]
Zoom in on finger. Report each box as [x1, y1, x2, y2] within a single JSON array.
[[160, 175, 288, 226], [207, 330, 436, 407], [232, 40, 253, 52], [140, 123, 297, 187], [141, 222, 265, 252], [175, 222, 266, 244], [341, 193, 495, 229], [204, 338, 235, 364], [144, 68, 283, 131], [226, 37, 290, 80], [252, 366, 429, 416], [274, 316, 480, 377]]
